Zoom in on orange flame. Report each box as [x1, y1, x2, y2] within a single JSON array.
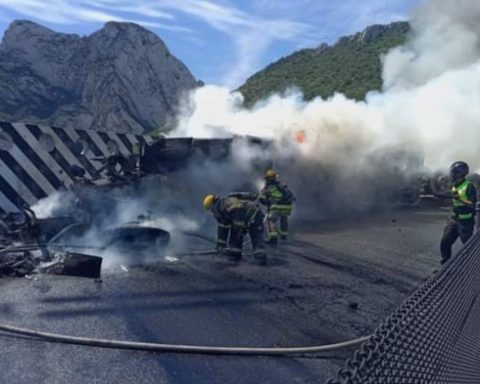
[[295, 130, 306, 143]]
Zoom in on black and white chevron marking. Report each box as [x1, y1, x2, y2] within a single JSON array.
[[0, 122, 152, 212]]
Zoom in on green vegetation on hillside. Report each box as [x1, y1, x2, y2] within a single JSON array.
[[238, 23, 409, 106]]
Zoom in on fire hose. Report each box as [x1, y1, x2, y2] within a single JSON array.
[[0, 234, 371, 356], [0, 322, 370, 356], [0, 244, 371, 357]]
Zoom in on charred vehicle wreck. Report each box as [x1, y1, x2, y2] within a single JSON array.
[[0, 121, 454, 279], [0, 126, 265, 279]]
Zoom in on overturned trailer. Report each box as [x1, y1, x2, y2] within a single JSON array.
[[0, 121, 457, 277], [0, 122, 259, 277], [0, 121, 263, 212]]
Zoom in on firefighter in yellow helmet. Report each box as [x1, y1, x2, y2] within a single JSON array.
[[259, 169, 295, 245], [203, 194, 267, 265]]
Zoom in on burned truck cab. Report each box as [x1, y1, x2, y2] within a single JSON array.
[[140, 136, 232, 174]]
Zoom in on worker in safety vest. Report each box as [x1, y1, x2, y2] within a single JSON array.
[[258, 169, 295, 245], [440, 161, 478, 264], [203, 194, 267, 265]]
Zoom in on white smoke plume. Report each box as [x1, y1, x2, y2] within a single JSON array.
[[174, 0, 480, 172], [31, 191, 75, 219], [47, 184, 207, 269], [35, 0, 480, 267]]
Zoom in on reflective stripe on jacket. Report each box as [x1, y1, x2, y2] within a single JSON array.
[[269, 204, 293, 215], [452, 180, 474, 220], [259, 182, 294, 215]]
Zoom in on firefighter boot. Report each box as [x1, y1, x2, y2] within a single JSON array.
[[226, 228, 243, 262]]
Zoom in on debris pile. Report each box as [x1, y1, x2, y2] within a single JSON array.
[[0, 248, 43, 277], [0, 192, 171, 278], [0, 206, 103, 279], [41, 251, 102, 279]]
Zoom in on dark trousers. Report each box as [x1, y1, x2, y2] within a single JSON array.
[[229, 214, 266, 259], [440, 218, 474, 264]]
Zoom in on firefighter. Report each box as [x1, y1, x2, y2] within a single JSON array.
[[439, 161, 478, 264], [259, 169, 295, 245], [203, 194, 267, 265]]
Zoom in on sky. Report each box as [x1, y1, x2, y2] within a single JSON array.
[[0, 0, 423, 88]]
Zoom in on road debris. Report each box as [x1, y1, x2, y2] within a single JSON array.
[[40, 252, 102, 279]]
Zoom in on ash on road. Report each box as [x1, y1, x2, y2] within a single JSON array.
[[0, 207, 448, 384]]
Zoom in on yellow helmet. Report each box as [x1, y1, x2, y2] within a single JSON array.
[[203, 194, 216, 210], [264, 169, 278, 179]]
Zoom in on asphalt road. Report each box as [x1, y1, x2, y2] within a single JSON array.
[[0, 207, 450, 384]]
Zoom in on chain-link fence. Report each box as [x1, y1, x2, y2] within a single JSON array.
[[328, 232, 480, 383]]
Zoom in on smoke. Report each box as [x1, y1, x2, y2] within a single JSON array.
[[175, 0, 480, 170], [39, 179, 206, 269], [378, 0, 480, 168], [31, 191, 75, 219], [34, 0, 480, 267], [163, 0, 480, 221], [383, 0, 480, 90]]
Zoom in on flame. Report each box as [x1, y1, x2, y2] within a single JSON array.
[[295, 130, 306, 143]]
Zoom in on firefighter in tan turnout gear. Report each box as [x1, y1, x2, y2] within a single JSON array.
[[259, 169, 295, 245], [203, 194, 267, 265]]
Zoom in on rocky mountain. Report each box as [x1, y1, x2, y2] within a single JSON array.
[[0, 20, 197, 133], [238, 22, 410, 106]]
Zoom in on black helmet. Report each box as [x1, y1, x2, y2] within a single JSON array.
[[450, 161, 469, 179]]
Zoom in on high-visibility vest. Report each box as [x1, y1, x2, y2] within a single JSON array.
[[260, 183, 294, 215], [452, 180, 474, 220]]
